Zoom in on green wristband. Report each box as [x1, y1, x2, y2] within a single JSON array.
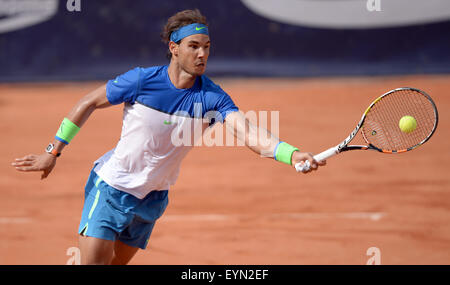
[[55, 118, 80, 145], [275, 142, 299, 165]]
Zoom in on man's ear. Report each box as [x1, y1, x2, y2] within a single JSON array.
[[169, 41, 179, 57]]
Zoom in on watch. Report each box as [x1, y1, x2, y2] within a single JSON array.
[[46, 143, 61, 157]]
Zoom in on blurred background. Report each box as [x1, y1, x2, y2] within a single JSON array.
[[1, 0, 450, 81]]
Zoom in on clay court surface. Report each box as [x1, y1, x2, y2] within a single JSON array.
[[0, 75, 449, 264]]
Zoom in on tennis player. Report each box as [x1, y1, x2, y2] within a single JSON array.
[[12, 9, 325, 265]]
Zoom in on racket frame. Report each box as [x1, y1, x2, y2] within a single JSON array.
[[295, 87, 438, 171]]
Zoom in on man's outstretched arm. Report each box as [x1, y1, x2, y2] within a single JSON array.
[[224, 111, 325, 173], [12, 84, 111, 179]]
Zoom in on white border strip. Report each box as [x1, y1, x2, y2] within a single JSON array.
[[163, 212, 386, 222], [0, 217, 32, 224]]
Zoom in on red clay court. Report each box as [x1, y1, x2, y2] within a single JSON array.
[[1, 74, 449, 264]]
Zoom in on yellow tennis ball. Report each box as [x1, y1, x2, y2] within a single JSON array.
[[399, 115, 417, 133]]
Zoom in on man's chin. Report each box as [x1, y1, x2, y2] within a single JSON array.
[[193, 65, 206, 76]]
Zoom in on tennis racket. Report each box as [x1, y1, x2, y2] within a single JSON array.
[[295, 87, 438, 172]]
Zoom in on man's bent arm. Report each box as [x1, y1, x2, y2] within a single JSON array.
[[12, 84, 112, 179], [52, 84, 111, 154]]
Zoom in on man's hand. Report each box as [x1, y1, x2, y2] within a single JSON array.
[[291, 151, 326, 174], [12, 153, 57, 180]]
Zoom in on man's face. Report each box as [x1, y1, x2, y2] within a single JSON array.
[[173, 34, 210, 76]]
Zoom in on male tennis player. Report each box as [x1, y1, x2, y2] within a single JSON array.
[[12, 9, 325, 265]]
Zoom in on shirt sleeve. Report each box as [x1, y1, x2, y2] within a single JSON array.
[[106, 67, 141, 105], [214, 92, 239, 123]]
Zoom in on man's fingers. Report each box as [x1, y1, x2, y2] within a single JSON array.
[[11, 160, 34, 167], [25, 155, 37, 160], [14, 166, 39, 172], [310, 159, 318, 170], [303, 156, 318, 170], [294, 153, 326, 174], [301, 157, 320, 173], [15, 155, 36, 162], [298, 160, 312, 173]]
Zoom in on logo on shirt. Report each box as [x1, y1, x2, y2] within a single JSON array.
[[163, 120, 173, 125]]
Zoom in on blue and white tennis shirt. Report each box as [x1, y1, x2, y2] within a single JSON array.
[[93, 65, 239, 199]]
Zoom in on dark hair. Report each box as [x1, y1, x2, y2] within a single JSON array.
[[161, 9, 208, 59]]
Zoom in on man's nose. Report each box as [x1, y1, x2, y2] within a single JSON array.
[[198, 47, 206, 58]]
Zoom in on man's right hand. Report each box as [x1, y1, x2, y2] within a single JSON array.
[[291, 151, 326, 174], [12, 153, 57, 180]]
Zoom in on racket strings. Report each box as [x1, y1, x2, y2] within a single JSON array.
[[376, 90, 434, 149], [362, 89, 437, 151]]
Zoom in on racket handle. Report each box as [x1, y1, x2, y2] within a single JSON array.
[[295, 146, 339, 173], [313, 146, 339, 162]]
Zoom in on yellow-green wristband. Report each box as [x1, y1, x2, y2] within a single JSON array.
[[274, 141, 299, 165], [55, 118, 80, 145]]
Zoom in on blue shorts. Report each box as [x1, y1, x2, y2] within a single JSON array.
[[78, 168, 169, 249]]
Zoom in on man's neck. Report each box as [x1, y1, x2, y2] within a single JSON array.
[[168, 62, 197, 89]]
